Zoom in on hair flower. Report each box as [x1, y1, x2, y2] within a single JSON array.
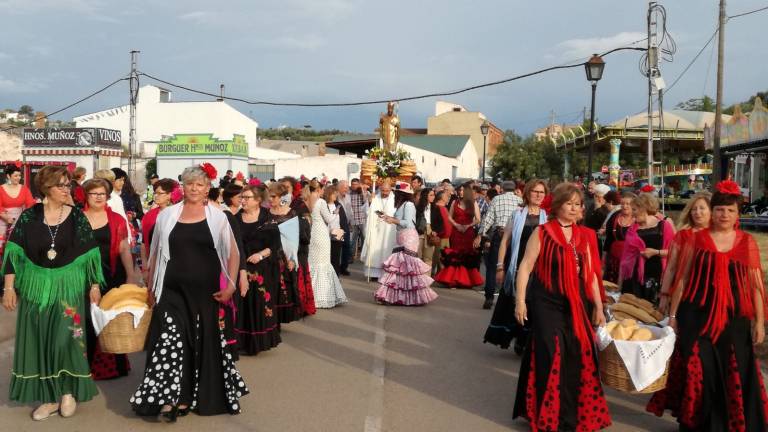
[[540, 194, 553, 213], [170, 183, 184, 204], [715, 180, 741, 195], [200, 163, 218, 180], [248, 178, 262, 187], [640, 184, 655, 193]]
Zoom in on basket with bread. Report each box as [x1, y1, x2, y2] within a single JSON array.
[[596, 294, 676, 393], [94, 284, 152, 354]]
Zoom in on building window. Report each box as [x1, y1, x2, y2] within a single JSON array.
[[159, 90, 170, 103], [421, 155, 424, 163]]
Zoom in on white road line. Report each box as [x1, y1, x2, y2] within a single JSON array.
[[364, 306, 387, 432]]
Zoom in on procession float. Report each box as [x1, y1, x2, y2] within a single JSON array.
[[360, 102, 417, 187]]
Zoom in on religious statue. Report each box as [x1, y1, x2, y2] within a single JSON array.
[[379, 101, 400, 152]]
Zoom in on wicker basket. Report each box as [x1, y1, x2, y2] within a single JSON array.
[[98, 309, 152, 354], [599, 341, 669, 393]]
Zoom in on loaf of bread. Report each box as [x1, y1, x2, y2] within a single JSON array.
[[603, 280, 619, 292], [100, 284, 149, 310], [611, 302, 658, 324], [611, 324, 635, 341], [619, 293, 655, 314], [605, 321, 620, 334], [629, 328, 654, 341]]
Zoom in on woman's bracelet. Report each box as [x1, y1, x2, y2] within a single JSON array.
[[3, 287, 13, 291], [669, 314, 676, 319], [496, 262, 504, 269]]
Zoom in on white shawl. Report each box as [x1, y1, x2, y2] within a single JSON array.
[[503, 207, 547, 295], [149, 202, 237, 303]]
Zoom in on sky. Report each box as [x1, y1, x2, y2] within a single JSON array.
[[1, 0, 767, 135]]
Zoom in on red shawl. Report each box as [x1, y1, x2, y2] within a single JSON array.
[[676, 229, 766, 342], [534, 221, 605, 348], [106, 207, 128, 277]]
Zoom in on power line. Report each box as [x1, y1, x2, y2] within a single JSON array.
[[728, 4, 768, 19], [139, 47, 645, 108], [1, 77, 129, 132]]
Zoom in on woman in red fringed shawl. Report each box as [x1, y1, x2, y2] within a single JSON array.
[[618, 192, 675, 305], [647, 181, 768, 431], [82, 178, 136, 380], [512, 183, 610, 431]]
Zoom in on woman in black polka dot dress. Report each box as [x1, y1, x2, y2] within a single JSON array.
[[131, 166, 248, 421]]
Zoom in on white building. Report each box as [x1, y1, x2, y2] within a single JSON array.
[[326, 134, 480, 183], [73, 85, 259, 184]]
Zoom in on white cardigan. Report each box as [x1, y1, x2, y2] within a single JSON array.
[[148, 202, 238, 303]]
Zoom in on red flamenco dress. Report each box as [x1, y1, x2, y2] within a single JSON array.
[[434, 204, 484, 288], [647, 229, 768, 431], [513, 222, 611, 431]]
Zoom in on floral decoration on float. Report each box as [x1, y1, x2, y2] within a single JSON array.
[[360, 147, 417, 187]]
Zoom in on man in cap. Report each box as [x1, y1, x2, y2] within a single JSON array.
[[474, 180, 523, 309]]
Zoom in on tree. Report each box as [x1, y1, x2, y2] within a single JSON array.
[[145, 158, 157, 181], [490, 129, 564, 182], [18, 105, 34, 116], [674, 96, 715, 112]]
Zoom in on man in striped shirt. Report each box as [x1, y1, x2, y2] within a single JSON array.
[[474, 180, 523, 309]]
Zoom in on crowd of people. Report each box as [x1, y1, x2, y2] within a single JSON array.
[[0, 161, 766, 430]]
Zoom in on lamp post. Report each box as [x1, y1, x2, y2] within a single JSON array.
[[480, 120, 490, 181], [584, 54, 605, 182]]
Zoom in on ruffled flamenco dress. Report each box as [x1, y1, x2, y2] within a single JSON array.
[[374, 228, 438, 305], [433, 204, 484, 288], [647, 229, 768, 431], [512, 221, 611, 431]]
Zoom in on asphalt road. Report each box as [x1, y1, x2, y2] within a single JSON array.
[[0, 263, 679, 432]]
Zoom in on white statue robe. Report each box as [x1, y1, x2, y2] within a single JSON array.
[[361, 192, 397, 278]]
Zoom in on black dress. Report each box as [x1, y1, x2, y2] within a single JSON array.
[[131, 220, 248, 416], [86, 224, 131, 380], [621, 222, 664, 304], [512, 223, 611, 431], [267, 211, 303, 323], [235, 210, 282, 355], [295, 203, 316, 316], [483, 213, 539, 352]]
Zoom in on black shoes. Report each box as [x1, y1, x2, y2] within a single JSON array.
[[482, 298, 493, 309]]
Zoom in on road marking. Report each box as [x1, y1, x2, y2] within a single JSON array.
[[364, 306, 387, 432]]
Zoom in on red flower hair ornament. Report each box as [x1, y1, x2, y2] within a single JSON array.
[[13, 160, 22, 168], [235, 171, 245, 181], [248, 178, 262, 187], [170, 183, 184, 204], [715, 180, 741, 196], [200, 163, 217, 180], [640, 184, 655, 193], [540, 194, 553, 213]]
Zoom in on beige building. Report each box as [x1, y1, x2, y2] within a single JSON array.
[[0, 131, 22, 161], [426, 101, 503, 161], [534, 123, 581, 143]]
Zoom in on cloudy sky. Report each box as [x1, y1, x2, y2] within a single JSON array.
[[1, 0, 766, 134]]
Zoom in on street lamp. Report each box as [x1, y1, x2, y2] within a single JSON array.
[[584, 53, 605, 181], [480, 120, 490, 181]]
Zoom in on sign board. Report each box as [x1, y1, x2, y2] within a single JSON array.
[[156, 134, 249, 158], [704, 98, 768, 149], [22, 128, 122, 148]]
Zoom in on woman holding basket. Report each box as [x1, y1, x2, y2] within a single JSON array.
[[131, 164, 248, 421], [512, 182, 610, 431], [2, 165, 104, 421], [82, 178, 135, 380], [648, 181, 768, 431]]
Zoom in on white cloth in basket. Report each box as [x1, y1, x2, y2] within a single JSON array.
[[596, 325, 676, 391], [90, 305, 148, 336]]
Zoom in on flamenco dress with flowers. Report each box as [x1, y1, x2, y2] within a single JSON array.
[[647, 228, 768, 431], [512, 221, 611, 431], [2, 204, 104, 403], [374, 201, 438, 305], [268, 209, 304, 321], [434, 203, 484, 288], [234, 210, 282, 355]]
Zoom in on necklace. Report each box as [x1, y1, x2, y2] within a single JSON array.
[[557, 220, 573, 228], [44, 205, 65, 261]]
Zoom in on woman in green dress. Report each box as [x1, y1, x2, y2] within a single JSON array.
[[2, 165, 104, 421]]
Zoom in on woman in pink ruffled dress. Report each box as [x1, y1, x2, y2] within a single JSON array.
[[374, 181, 438, 306]]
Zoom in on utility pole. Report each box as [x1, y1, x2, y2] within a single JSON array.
[[712, 0, 726, 183], [646, 1, 659, 188], [128, 50, 140, 183]]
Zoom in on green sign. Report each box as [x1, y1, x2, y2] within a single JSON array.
[[156, 134, 249, 157]]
